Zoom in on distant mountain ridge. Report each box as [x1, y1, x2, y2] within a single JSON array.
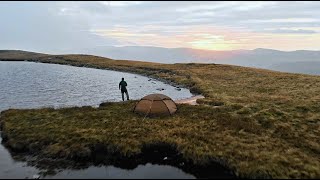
[[68, 46, 319, 75], [269, 61, 320, 75], [72, 46, 319, 63], [1, 47, 320, 75]]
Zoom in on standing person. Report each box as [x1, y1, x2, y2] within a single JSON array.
[[119, 77, 129, 101]]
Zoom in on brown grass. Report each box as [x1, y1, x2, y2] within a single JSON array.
[[1, 51, 320, 178]]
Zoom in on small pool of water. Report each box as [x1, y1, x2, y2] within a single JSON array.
[[0, 61, 198, 179], [0, 61, 193, 112], [44, 164, 195, 179], [1, 132, 196, 179], [0, 135, 39, 179]]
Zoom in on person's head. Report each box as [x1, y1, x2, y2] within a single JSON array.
[[122, 78, 124, 81]]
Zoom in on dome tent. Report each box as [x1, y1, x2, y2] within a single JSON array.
[[133, 94, 177, 117]]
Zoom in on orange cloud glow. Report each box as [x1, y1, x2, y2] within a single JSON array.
[[91, 25, 320, 51]]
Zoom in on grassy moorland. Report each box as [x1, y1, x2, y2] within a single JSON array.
[[0, 50, 47, 60], [0, 51, 320, 178]]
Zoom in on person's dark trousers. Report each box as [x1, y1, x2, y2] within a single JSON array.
[[121, 90, 129, 101]]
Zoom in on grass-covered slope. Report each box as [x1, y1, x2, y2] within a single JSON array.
[[0, 50, 47, 60], [0, 51, 320, 178]]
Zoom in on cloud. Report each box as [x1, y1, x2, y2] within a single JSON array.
[[245, 18, 319, 23], [263, 29, 318, 34], [0, 1, 118, 53], [1, 1, 320, 52], [102, 1, 144, 7]]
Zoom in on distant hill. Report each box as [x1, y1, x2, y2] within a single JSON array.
[[1, 48, 320, 75], [0, 50, 48, 60], [70, 46, 249, 64], [268, 61, 320, 75], [74, 46, 320, 69]]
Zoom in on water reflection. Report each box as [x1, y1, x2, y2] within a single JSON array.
[[44, 164, 195, 179]]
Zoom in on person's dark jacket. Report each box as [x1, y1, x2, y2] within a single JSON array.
[[119, 80, 127, 92]]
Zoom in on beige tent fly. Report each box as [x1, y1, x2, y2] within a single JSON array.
[[133, 93, 177, 117]]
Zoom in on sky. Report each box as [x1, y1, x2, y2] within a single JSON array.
[[1, 1, 320, 53]]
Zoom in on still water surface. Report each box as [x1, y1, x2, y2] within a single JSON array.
[[0, 61, 192, 112], [0, 61, 195, 179]]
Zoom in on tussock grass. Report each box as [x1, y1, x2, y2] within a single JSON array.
[[1, 51, 320, 178]]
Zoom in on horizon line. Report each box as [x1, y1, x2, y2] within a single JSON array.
[[2, 46, 320, 54]]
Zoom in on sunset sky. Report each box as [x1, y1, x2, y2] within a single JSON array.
[[1, 1, 320, 53]]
